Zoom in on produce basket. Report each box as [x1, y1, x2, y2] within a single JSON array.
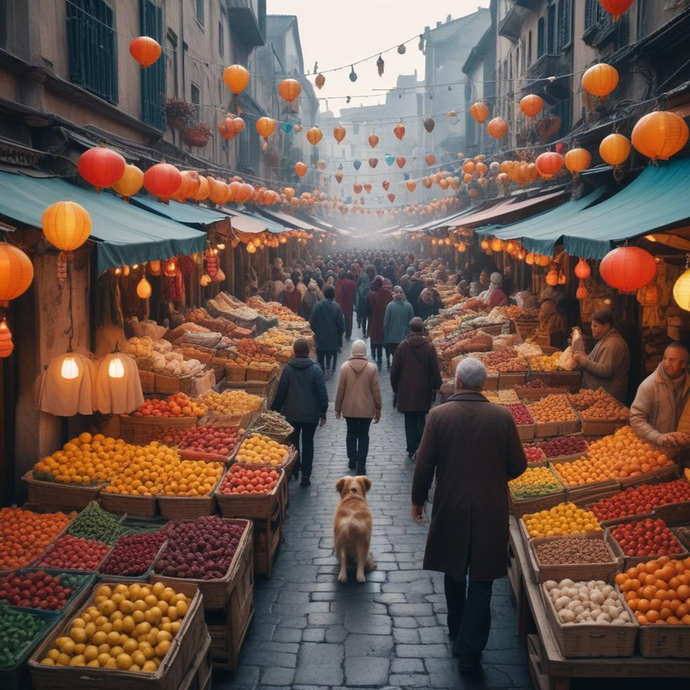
[[118, 414, 198, 445], [484, 373, 499, 391], [22, 472, 104, 512], [577, 414, 629, 438], [498, 372, 526, 390], [639, 626, 690, 658], [0, 608, 63, 690], [152, 518, 252, 610], [225, 364, 247, 383], [550, 371, 582, 390], [509, 488, 566, 519], [618, 462, 680, 489], [526, 531, 621, 584], [518, 514, 604, 552], [97, 534, 168, 582], [100, 491, 159, 518], [28, 580, 205, 690], [654, 498, 690, 527], [514, 384, 569, 401], [139, 369, 155, 394], [606, 525, 689, 570], [158, 469, 226, 520], [32, 535, 112, 574], [216, 466, 285, 520], [540, 583, 638, 657], [516, 423, 535, 442]]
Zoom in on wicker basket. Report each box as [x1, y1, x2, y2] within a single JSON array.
[[655, 499, 690, 527], [510, 487, 567, 519], [516, 423, 536, 442], [97, 538, 167, 582], [118, 414, 198, 445], [100, 491, 159, 518], [158, 470, 225, 520], [526, 530, 621, 584], [139, 369, 155, 394], [514, 385, 569, 401], [28, 581, 205, 690], [225, 364, 247, 382], [606, 524, 689, 570], [540, 583, 638, 657], [22, 472, 104, 512], [152, 519, 252, 610], [578, 416, 629, 438], [639, 625, 690, 658], [618, 462, 680, 489], [216, 467, 285, 520]]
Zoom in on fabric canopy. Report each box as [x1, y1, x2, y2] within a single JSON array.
[[402, 207, 481, 233], [0, 172, 206, 273], [478, 160, 690, 259], [130, 196, 227, 227], [259, 209, 324, 232], [221, 208, 281, 234], [477, 188, 607, 256]]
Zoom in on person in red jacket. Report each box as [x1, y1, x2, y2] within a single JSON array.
[[368, 276, 393, 368], [335, 271, 357, 340], [279, 278, 302, 314]]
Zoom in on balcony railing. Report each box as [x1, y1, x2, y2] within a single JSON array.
[[226, 0, 265, 47]]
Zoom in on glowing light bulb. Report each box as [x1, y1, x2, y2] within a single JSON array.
[[216, 243, 226, 250], [108, 355, 125, 378], [136, 277, 152, 299], [61, 355, 79, 380]]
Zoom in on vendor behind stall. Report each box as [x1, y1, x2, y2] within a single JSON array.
[[631, 343, 690, 457], [537, 300, 566, 350], [479, 272, 508, 309], [573, 308, 630, 404]]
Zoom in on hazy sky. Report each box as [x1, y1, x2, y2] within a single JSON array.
[[266, 1, 490, 116]]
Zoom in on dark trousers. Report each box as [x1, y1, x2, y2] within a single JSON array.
[[403, 411, 427, 455], [345, 417, 372, 471], [385, 343, 398, 366], [288, 422, 318, 478], [317, 349, 338, 373], [444, 573, 493, 663], [371, 343, 383, 365], [344, 313, 353, 340]]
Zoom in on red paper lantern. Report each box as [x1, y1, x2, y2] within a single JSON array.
[[574, 258, 591, 280], [143, 163, 182, 202], [487, 117, 508, 140], [77, 146, 125, 192], [599, 0, 635, 22], [294, 162, 308, 177], [535, 152, 564, 179], [599, 246, 656, 292], [129, 37, 162, 68], [394, 124, 406, 140]]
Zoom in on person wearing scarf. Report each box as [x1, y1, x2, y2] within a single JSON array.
[[479, 272, 507, 309]]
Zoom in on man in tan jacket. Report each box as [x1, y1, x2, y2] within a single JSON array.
[[573, 308, 630, 403], [630, 342, 690, 454]]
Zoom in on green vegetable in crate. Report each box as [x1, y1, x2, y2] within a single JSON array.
[[509, 466, 562, 498], [0, 607, 49, 668], [66, 502, 126, 545]]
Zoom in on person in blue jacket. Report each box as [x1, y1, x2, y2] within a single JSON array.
[[271, 338, 328, 487], [383, 286, 414, 372]]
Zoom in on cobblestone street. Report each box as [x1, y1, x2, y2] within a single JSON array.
[[215, 337, 533, 690]]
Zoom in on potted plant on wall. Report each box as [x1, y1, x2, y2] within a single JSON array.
[[183, 121, 212, 148], [164, 97, 196, 129]]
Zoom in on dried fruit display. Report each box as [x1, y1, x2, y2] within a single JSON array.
[[536, 537, 615, 566], [533, 435, 588, 459], [569, 388, 629, 421], [506, 403, 535, 425], [528, 353, 562, 371], [528, 394, 578, 423]]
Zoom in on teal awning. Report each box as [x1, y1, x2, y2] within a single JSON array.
[[0, 172, 206, 273], [130, 196, 227, 227], [476, 188, 607, 256], [477, 160, 690, 259]]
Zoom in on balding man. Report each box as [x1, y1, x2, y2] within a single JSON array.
[[411, 358, 527, 675], [630, 342, 690, 452]]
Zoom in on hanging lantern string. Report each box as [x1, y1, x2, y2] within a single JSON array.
[[65, 257, 75, 352]]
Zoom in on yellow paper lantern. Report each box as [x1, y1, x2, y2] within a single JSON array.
[[0, 243, 34, 306], [42, 201, 92, 252], [673, 269, 690, 311], [490, 238, 503, 252], [111, 164, 144, 201], [136, 277, 152, 299], [480, 238, 489, 250], [631, 111, 689, 162]]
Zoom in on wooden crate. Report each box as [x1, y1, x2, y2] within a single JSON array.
[[28, 582, 206, 690], [606, 524, 689, 570], [526, 531, 621, 584], [655, 499, 690, 527], [158, 470, 225, 520], [618, 462, 680, 489], [540, 583, 638, 657], [550, 371, 582, 391], [100, 491, 159, 518], [639, 625, 690, 658], [498, 372, 527, 390], [509, 466, 566, 519], [152, 519, 253, 611], [516, 423, 536, 442], [118, 414, 197, 445], [178, 635, 212, 690], [22, 472, 103, 512], [514, 385, 570, 401], [204, 537, 254, 671], [484, 373, 499, 391], [253, 502, 283, 578], [578, 416, 628, 437], [139, 369, 155, 394], [216, 467, 285, 520]]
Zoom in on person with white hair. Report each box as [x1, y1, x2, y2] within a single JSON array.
[[279, 278, 302, 314], [479, 272, 508, 308], [411, 357, 527, 675]]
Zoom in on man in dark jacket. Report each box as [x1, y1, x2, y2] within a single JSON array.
[[309, 286, 346, 379], [390, 317, 442, 458], [271, 338, 328, 487], [335, 271, 357, 340], [411, 358, 526, 674], [405, 274, 425, 317]]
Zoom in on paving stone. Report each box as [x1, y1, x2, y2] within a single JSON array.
[[272, 627, 302, 643], [344, 656, 391, 686], [345, 633, 395, 657], [259, 666, 296, 686], [389, 673, 430, 687], [301, 627, 326, 642], [396, 644, 450, 658], [393, 628, 421, 644], [391, 658, 425, 674]]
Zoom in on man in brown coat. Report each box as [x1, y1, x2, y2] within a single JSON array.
[[390, 317, 442, 459], [411, 357, 527, 674]]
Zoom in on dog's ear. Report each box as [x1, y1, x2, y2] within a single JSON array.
[[359, 476, 372, 493], [335, 477, 347, 495]]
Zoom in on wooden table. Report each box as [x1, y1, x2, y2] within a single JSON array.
[[508, 517, 690, 690]]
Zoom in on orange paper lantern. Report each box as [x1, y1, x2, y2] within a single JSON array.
[[218, 115, 238, 140], [406, 181, 417, 192], [582, 63, 619, 98], [574, 258, 591, 280], [535, 152, 564, 179], [631, 111, 689, 162], [223, 65, 250, 95], [520, 94, 544, 118], [306, 127, 323, 146], [600, 246, 656, 292], [394, 124, 406, 140], [470, 102, 489, 124], [487, 117, 508, 140], [599, 133, 631, 169], [255, 117, 276, 139], [0, 319, 14, 358], [193, 175, 210, 201], [368, 134, 379, 148], [565, 148, 591, 177], [111, 164, 144, 201], [129, 36, 161, 68], [426, 154, 436, 166], [0, 243, 34, 306], [278, 78, 301, 103], [77, 146, 125, 192], [143, 163, 182, 202], [333, 126, 346, 143], [42, 201, 92, 251], [295, 162, 308, 177]]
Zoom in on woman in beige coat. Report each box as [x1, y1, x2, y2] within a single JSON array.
[[335, 340, 382, 475]]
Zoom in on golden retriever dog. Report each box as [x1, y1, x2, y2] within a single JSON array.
[[334, 476, 375, 583]]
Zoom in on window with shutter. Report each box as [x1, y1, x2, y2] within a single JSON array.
[[537, 17, 545, 58], [547, 3, 557, 54], [584, 0, 606, 30], [218, 20, 224, 57], [140, 0, 165, 130], [528, 30, 533, 66], [66, 0, 118, 104], [558, 0, 572, 50]]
